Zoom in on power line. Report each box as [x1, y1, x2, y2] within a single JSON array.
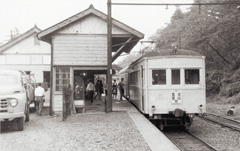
[[111, 2, 240, 6]]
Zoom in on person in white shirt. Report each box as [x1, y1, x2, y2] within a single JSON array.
[[34, 83, 45, 116], [86, 80, 95, 104]]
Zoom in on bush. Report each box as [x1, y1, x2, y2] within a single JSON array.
[[231, 93, 240, 104], [222, 82, 240, 97], [206, 81, 220, 96]]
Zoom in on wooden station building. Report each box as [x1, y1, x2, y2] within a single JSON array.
[[38, 5, 144, 113]]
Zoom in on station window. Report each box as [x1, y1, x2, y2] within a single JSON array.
[[172, 69, 180, 85], [185, 69, 199, 84], [152, 70, 166, 85], [55, 67, 70, 91]]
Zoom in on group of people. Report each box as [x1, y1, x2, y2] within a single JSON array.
[[86, 77, 128, 103], [33, 77, 128, 116], [112, 78, 128, 101]]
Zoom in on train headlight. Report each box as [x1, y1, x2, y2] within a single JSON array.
[[8, 98, 18, 107], [151, 105, 155, 112]]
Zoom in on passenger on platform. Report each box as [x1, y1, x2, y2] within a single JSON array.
[[118, 78, 128, 101], [104, 83, 108, 102], [34, 83, 45, 116], [86, 80, 95, 104], [95, 80, 104, 100], [64, 84, 73, 117], [112, 79, 117, 99], [94, 80, 99, 99]]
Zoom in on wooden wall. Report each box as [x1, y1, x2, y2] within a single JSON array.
[[53, 34, 107, 66]]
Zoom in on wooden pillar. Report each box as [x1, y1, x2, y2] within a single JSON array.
[[49, 42, 54, 116], [106, 0, 112, 112]]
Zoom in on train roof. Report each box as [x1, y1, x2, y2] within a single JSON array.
[[127, 49, 204, 68], [143, 49, 202, 58]]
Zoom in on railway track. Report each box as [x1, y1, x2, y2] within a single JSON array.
[[163, 129, 218, 151], [197, 113, 240, 132]]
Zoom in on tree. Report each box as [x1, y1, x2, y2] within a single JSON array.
[[10, 27, 21, 40]]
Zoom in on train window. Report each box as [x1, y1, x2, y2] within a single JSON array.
[[172, 69, 180, 85], [152, 70, 166, 85], [185, 69, 199, 84], [129, 71, 139, 85]]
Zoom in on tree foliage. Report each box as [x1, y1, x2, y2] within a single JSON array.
[[150, 0, 240, 100], [151, 1, 240, 71]]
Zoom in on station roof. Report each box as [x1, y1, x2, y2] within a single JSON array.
[[0, 25, 41, 53], [38, 5, 144, 62]]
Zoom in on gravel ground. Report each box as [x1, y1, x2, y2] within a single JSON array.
[[0, 110, 150, 151], [188, 102, 240, 151]]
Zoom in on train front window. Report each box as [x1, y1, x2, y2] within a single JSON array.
[[152, 70, 166, 85], [172, 69, 180, 85], [185, 69, 200, 84]]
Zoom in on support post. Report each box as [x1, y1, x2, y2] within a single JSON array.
[[106, 0, 112, 112], [49, 43, 54, 116]]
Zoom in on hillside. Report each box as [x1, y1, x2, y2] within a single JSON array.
[[117, 1, 240, 104]]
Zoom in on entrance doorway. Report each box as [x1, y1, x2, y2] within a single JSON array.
[[73, 70, 107, 113]]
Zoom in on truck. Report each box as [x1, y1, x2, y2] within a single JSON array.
[[0, 70, 35, 131]]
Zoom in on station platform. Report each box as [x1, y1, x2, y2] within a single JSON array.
[[80, 95, 180, 151]]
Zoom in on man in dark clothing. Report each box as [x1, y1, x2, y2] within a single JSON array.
[[118, 78, 128, 101]]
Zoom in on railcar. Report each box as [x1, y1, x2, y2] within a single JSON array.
[[118, 49, 206, 130]]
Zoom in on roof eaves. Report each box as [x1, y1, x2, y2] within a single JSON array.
[[38, 6, 96, 40], [0, 26, 41, 53], [38, 5, 144, 41]]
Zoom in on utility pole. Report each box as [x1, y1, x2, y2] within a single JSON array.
[[106, 0, 112, 112]]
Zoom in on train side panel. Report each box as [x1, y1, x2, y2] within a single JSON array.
[[127, 61, 144, 112]]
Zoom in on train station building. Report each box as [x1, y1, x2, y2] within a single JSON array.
[[38, 5, 144, 113]]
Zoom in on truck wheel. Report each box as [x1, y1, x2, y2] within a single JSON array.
[[25, 102, 30, 122], [17, 117, 24, 131]]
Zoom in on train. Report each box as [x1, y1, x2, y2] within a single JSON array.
[[118, 49, 206, 130]]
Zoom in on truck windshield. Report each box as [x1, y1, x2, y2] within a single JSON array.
[[0, 75, 19, 84]]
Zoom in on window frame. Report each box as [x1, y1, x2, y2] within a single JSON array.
[[184, 69, 200, 85], [151, 69, 167, 86], [55, 67, 70, 92], [171, 69, 181, 85]]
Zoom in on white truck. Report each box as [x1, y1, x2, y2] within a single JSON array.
[[0, 70, 34, 131]]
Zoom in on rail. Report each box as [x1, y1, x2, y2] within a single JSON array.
[[197, 113, 240, 132]]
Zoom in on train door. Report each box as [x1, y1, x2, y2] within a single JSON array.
[[141, 65, 144, 111]]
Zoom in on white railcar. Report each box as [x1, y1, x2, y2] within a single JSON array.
[[119, 49, 206, 130]]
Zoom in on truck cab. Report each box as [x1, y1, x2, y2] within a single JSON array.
[[0, 70, 32, 131]]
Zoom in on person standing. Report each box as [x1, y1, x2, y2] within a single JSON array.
[[34, 83, 45, 116], [118, 78, 128, 101], [99, 80, 104, 100], [86, 80, 95, 104], [95, 80, 104, 100], [64, 84, 72, 116], [104, 83, 108, 102], [112, 79, 117, 99]]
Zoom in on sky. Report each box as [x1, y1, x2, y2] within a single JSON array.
[[0, 0, 193, 62]]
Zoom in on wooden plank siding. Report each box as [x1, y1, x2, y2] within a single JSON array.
[[53, 94, 63, 112], [53, 35, 107, 66]]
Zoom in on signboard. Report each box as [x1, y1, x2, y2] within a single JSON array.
[[171, 91, 182, 104]]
